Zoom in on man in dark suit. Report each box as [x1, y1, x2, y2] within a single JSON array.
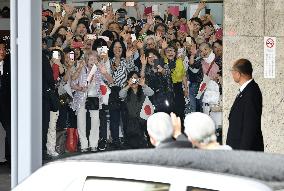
[[0, 39, 11, 164], [227, 58, 264, 151]]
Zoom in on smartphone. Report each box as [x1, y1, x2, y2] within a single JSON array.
[[52, 51, 59, 59], [131, 34, 136, 42], [72, 41, 84, 49], [96, 23, 101, 29], [126, 2, 135, 7], [69, 51, 75, 61], [87, 34, 97, 40], [186, 37, 192, 45]]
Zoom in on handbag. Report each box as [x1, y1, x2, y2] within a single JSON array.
[[85, 97, 99, 110], [66, 128, 78, 153], [55, 128, 66, 155]]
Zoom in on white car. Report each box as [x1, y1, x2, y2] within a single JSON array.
[[13, 148, 284, 191]]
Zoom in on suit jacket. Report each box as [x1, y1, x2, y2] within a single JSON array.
[[0, 57, 11, 128], [226, 80, 264, 151], [157, 135, 192, 149]]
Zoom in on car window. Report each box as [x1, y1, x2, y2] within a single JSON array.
[[83, 177, 170, 191]]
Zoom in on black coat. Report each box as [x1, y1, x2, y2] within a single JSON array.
[[0, 57, 11, 128], [226, 80, 264, 151]]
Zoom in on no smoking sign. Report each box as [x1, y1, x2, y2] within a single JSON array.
[[266, 38, 275, 48]]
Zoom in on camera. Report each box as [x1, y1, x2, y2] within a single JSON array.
[[131, 78, 140, 84]]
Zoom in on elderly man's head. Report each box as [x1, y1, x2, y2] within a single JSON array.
[[147, 112, 173, 147], [184, 112, 216, 148]]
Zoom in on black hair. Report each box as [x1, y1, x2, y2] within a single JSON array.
[[52, 34, 65, 47], [126, 71, 143, 102], [92, 38, 108, 51], [46, 16, 55, 26], [0, 39, 6, 46], [190, 17, 203, 29], [167, 40, 178, 51], [63, 47, 74, 54], [145, 48, 161, 59], [116, 8, 127, 15], [93, 9, 104, 16], [68, 16, 75, 21], [129, 17, 136, 24], [101, 30, 115, 42], [108, 39, 127, 59], [55, 26, 68, 36], [233, 59, 253, 76], [154, 23, 168, 33], [171, 39, 183, 48], [154, 15, 164, 23], [213, 39, 223, 46]]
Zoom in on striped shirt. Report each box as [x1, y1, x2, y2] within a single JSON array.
[[110, 57, 137, 88]]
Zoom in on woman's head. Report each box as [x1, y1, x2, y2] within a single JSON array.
[[165, 42, 177, 60], [127, 71, 141, 89], [145, 49, 161, 65], [52, 34, 65, 48], [108, 22, 121, 35], [108, 39, 126, 58], [213, 40, 223, 57], [76, 22, 88, 36], [184, 112, 216, 148], [143, 35, 156, 50], [56, 26, 68, 36]]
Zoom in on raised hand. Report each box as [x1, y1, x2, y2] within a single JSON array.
[[190, 44, 197, 55], [54, 16, 63, 28], [170, 112, 182, 139], [62, 4, 75, 15], [140, 54, 147, 66], [197, 1, 206, 10], [98, 63, 107, 75], [139, 77, 146, 87], [136, 40, 144, 50], [161, 39, 168, 50], [126, 48, 134, 59], [75, 8, 84, 20]]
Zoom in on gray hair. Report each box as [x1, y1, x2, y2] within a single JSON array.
[[147, 112, 173, 145], [184, 112, 216, 144]]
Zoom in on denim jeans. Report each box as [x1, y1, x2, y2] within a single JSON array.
[[189, 82, 202, 112]]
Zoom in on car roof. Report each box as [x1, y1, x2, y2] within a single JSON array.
[[65, 148, 284, 190]]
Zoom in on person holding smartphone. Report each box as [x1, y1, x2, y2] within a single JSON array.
[[119, 71, 154, 148]]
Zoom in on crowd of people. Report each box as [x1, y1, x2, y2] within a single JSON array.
[[41, 1, 224, 157]]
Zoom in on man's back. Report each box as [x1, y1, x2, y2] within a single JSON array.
[[227, 80, 264, 151]]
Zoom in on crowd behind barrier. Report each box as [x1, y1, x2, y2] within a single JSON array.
[[41, 1, 224, 158]]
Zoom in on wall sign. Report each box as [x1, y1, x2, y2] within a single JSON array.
[[264, 37, 276, 79]]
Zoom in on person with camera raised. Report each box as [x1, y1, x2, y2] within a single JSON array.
[[119, 71, 154, 149]]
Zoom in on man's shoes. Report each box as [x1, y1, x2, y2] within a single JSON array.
[[98, 139, 107, 151]]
